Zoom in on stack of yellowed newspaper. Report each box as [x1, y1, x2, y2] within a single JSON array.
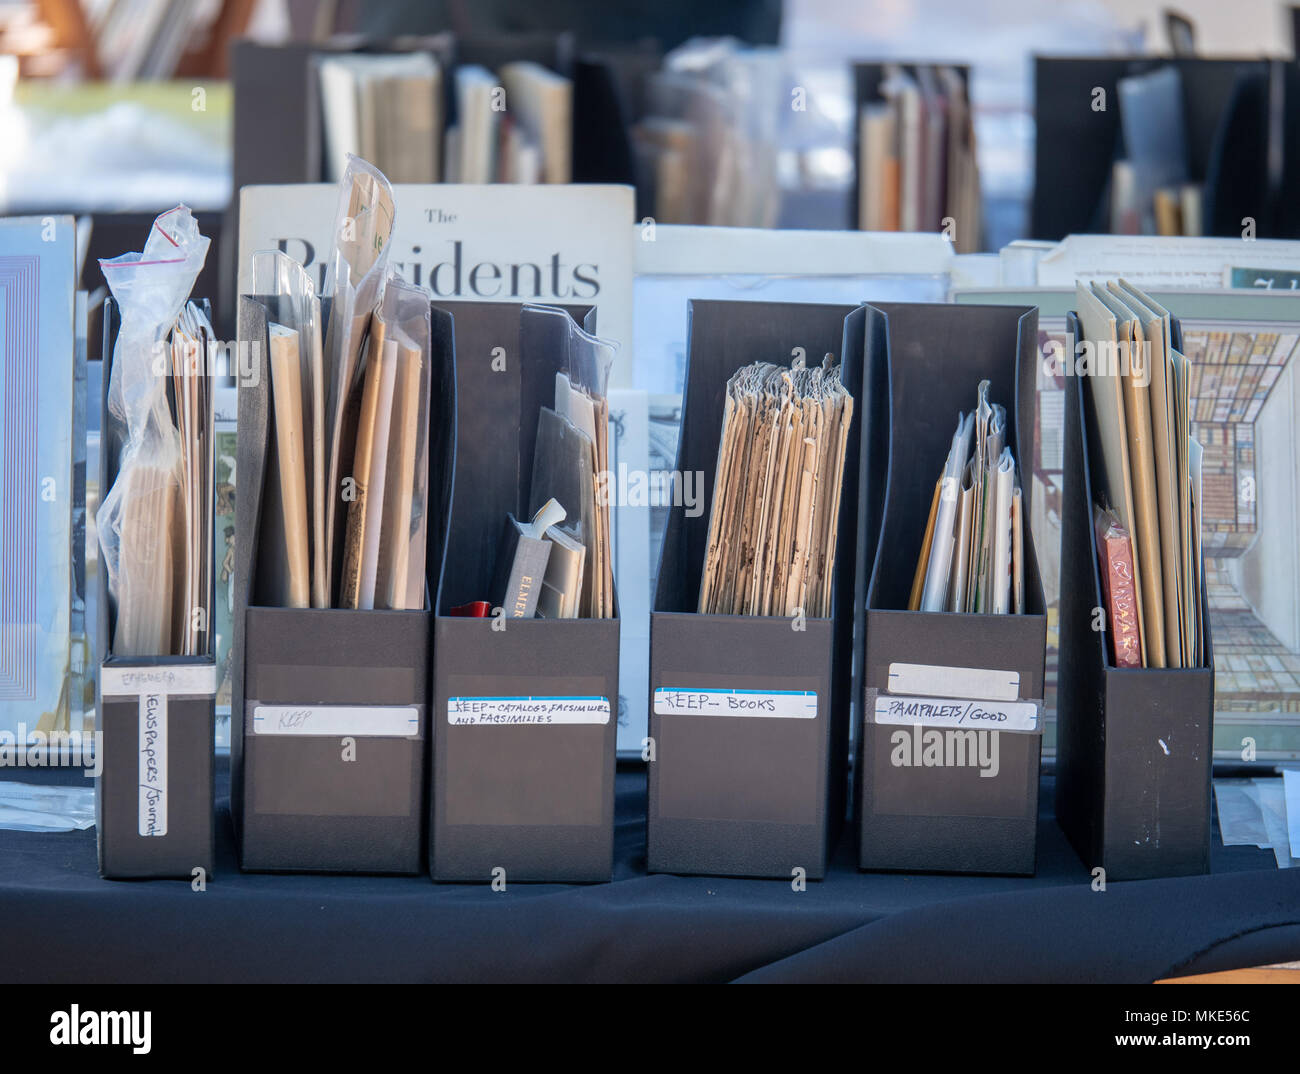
[[909, 380, 1025, 615], [698, 353, 855, 617]]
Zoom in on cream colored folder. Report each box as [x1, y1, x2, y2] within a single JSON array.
[[1114, 280, 1183, 667], [269, 322, 311, 609]]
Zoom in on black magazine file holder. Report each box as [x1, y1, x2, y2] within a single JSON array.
[[96, 297, 217, 879], [647, 299, 863, 879], [857, 302, 1047, 876], [1055, 311, 1214, 881], [231, 293, 453, 874], [430, 302, 620, 883], [1031, 56, 1278, 240]]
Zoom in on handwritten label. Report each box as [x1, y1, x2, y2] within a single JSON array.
[[138, 693, 167, 837], [251, 705, 419, 737], [653, 688, 817, 718], [873, 694, 1040, 733], [103, 663, 216, 698], [887, 662, 1019, 701], [448, 696, 610, 725]]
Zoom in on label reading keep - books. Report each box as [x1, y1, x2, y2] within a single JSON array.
[[653, 688, 818, 718], [448, 696, 611, 726], [251, 705, 419, 737], [138, 693, 167, 837], [873, 694, 1040, 733]]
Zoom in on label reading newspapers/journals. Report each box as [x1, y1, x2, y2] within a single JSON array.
[[138, 693, 167, 837], [448, 696, 611, 726], [653, 688, 818, 719]]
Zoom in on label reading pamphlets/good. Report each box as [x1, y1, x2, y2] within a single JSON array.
[[138, 693, 167, 837], [886, 662, 1020, 701], [872, 693, 1040, 733], [448, 696, 611, 726], [653, 688, 818, 719], [251, 704, 420, 737]]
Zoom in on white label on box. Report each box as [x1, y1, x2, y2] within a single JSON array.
[[447, 696, 611, 725], [251, 705, 420, 737], [886, 662, 1020, 701], [138, 693, 167, 837], [873, 694, 1040, 733], [103, 663, 217, 698], [653, 688, 818, 718]]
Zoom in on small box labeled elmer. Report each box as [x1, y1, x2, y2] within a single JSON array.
[[430, 302, 619, 883], [856, 302, 1047, 876]]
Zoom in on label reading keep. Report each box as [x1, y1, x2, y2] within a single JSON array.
[[653, 688, 817, 718]]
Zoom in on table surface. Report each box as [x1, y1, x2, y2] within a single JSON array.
[[2, 759, 1297, 983]]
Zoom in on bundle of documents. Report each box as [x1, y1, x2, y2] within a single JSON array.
[[1075, 279, 1204, 668], [909, 381, 1024, 615], [858, 64, 981, 252], [97, 207, 213, 657], [254, 156, 433, 612], [494, 364, 614, 620], [318, 52, 444, 184], [698, 354, 854, 618]]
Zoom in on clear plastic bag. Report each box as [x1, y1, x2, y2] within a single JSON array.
[[96, 206, 210, 657], [252, 249, 327, 608], [338, 272, 433, 610], [371, 274, 433, 611]]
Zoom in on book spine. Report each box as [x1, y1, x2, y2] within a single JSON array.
[[505, 537, 551, 619], [1096, 525, 1143, 669]]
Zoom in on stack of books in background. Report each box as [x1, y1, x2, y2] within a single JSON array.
[[856, 63, 981, 252], [316, 51, 572, 186]]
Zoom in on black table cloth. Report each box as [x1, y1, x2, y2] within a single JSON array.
[[2, 759, 1297, 983]]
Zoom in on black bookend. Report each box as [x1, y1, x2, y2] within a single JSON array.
[[230, 295, 453, 873], [1031, 56, 1278, 240], [857, 302, 1047, 876], [430, 302, 619, 883], [96, 298, 216, 880], [647, 300, 862, 879], [1055, 311, 1215, 881]]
